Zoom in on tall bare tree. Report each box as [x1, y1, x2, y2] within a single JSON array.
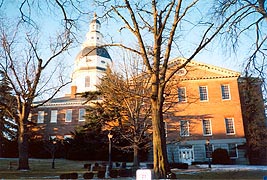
[[0, 18, 72, 171], [0, 0, 92, 170], [94, 0, 243, 177]]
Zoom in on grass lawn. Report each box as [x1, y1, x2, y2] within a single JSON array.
[[0, 158, 91, 179], [0, 158, 266, 179]]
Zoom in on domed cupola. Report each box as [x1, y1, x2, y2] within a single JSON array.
[[71, 13, 112, 94]]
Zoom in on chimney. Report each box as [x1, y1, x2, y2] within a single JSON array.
[[71, 86, 77, 98]]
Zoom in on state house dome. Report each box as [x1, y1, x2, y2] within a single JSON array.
[[76, 46, 111, 60]]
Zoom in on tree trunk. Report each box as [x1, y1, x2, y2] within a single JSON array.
[[133, 143, 139, 169], [151, 75, 169, 178], [18, 121, 29, 170]]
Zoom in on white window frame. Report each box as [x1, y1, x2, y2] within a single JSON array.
[[202, 119, 212, 136], [180, 120, 190, 137], [64, 134, 73, 140], [199, 86, 209, 101], [49, 135, 57, 141], [79, 108, 85, 121], [50, 110, 58, 123], [178, 87, 187, 103], [65, 109, 72, 122], [221, 84, 231, 100], [37, 111, 44, 124], [225, 117, 235, 135]]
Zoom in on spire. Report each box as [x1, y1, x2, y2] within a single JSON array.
[[82, 13, 103, 48]]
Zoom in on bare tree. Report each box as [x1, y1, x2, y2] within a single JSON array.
[[94, 0, 242, 177], [98, 56, 152, 169], [0, 0, 91, 170], [0, 18, 72, 170], [213, 0, 267, 91]]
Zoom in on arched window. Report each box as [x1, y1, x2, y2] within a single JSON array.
[[85, 76, 90, 87]]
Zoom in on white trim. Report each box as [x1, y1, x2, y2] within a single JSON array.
[[225, 117, 236, 135], [79, 108, 85, 121], [180, 120, 190, 137], [199, 86, 209, 102], [221, 84, 231, 100], [50, 110, 58, 123], [178, 87, 187, 103], [65, 109, 72, 122], [202, 119, 212, 136], [37, 111, 44, 124]]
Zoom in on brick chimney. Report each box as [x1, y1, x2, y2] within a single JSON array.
[[71, 86, 77, 98]]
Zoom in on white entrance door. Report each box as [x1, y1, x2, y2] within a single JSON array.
[[179, 148, 194, 165]]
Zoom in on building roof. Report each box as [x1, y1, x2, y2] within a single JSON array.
[[169, 58, 240, 80], [33, 96, 88, 107], [76, 46, 112, 60]]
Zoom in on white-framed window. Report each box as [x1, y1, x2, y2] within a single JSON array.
[[64, 134, 73, 140], [178, 87, 187, 102], [49, 135, 57, 141], [202, 119, 212, 136], [37, 111, 44, 123], [85, 76, 90, 87], [221, 84, 231, 100], [65, 109, 72, 122], [228, 143, 238, 158], [180, 120, 190, 137], [225, 118, 235, 135], [50, 110, 58, 123], [199, 86, 208, 101], [79, 108, 85, 121]]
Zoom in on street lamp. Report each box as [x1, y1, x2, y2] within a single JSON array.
[[51, 139, 57, 169], [107, 132, 113, 176], [205, 139, 212, 168]]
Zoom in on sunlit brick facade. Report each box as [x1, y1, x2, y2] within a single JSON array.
[[161, 58, 254, 165]]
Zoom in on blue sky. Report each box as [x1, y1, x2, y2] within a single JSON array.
[[1, 1, 257, 96]]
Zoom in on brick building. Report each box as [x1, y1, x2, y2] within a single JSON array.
[[30, 16, 266, 165], [162, 58, 251, 165]]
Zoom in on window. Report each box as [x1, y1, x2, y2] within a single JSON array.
[[50, 110, 58, 123], [180, 120, 190, 136], [79, 109, 85, 121], [225, 118, 235, 134], [199, 86, 208, 101], [85, 76, 90, 87], [202, 119, 212, 136], [64, 135, 73, 140], [37, 111, 44, 123], [221, 84, 231, 100], [228, 144, 238, 158], [178, 87, 187, 102], [49, 135, 57, 141], [65, 109, 72, 122]]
